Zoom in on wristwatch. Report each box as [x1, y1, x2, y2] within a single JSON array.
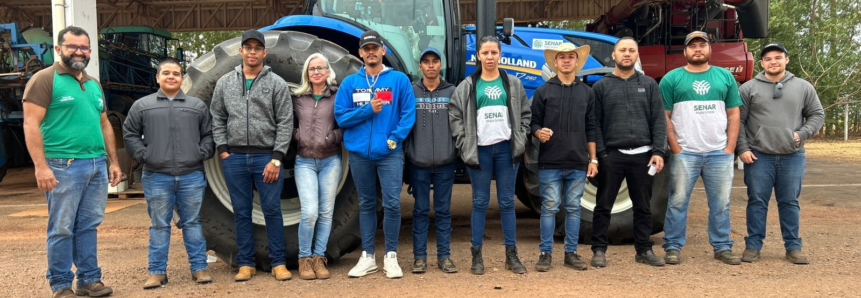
[[590, 159, 599, 165], [270, 159, 282, 167]]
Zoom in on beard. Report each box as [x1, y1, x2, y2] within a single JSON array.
[[62, 53, 89, 70], [616, 61, 635, 71], [765, 67, 785, 77], [686, 52, 711, 65]]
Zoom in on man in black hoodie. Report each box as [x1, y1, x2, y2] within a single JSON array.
[[530, 43, 597, 272], [404, 48, 458, 274], [589, 37, 667, 268]]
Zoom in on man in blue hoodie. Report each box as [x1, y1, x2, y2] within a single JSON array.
[[404, 47, 458, 274], [336, 30, 416, 279]]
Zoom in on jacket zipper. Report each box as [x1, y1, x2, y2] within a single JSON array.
[[242, 71, 260, 151], [624, 76, 632, 142], [169, 99, 177, 175]]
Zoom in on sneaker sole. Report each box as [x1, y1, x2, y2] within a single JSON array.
[[411, 268, 426, 273], [635, 257, 666, 266], [348, 267, 378, 278], [564, 263, 589, 271], [384, 269, 403, 279], [439, 267, 458, 273]]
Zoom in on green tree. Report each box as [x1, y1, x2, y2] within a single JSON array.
[[746, 0, 861, 136], [170, 30, 242, 63]]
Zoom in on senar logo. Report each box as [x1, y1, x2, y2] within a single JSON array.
[[692, 80, 711, 96], [484, 85, 503, 100]]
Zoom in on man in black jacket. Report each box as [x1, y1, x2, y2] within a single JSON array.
[[530, 43, 598, 272], [404, 48, 458, 274], [589, 37, 667, 267], [123, 58, 216, 289]]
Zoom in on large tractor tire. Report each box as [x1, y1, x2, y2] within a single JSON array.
[[516, 137, 670, 244], [181, 31, 364, 271]]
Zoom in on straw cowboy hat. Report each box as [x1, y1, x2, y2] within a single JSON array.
[[543, 43, 591, 75]]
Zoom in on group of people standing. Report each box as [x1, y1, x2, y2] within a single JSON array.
[[23, 26, 823, 298]]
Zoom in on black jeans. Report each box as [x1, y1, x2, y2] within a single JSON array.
[[591, 149, 655, 254]]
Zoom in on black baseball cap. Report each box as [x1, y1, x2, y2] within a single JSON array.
[[359, 30, 384, 48], [684, 31, 711, 45], [241, 29, 265, 47], [760, 42, 788, 58]]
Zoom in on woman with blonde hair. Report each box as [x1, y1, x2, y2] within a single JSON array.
[[292, 53, 342, 280]]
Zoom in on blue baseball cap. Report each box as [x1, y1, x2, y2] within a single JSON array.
[[419, 47, 442, 61]]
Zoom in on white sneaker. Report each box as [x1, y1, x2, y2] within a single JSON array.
[[383, 251, 403, 279], [348, 251, 378, 277]]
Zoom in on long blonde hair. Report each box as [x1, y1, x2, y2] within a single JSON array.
[[293, 53, 337, 96]]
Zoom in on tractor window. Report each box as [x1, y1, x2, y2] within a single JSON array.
[[320, 0, 447, 79], [564, 36, 615, 68]]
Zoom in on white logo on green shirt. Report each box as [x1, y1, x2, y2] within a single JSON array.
[[485, 86, 503, 100], [60, 96, 75, 102], [692, 80, 711, 95]]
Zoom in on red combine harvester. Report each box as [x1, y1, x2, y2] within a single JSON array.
[[587, 0, 769, 83]]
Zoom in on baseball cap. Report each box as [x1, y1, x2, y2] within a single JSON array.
[[684, 31, 711, 45], [359, 30, 384, 48], [419, 47, 442, 61], [760, 42, 788, 58], [241, 29, 265, 47]]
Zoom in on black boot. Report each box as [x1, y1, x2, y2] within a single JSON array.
[[470, 246, 485, 275], [505, 246, 527, 274], [535, 252, 552, 272]]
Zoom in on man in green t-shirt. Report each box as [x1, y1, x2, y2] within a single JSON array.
[[22, 26, 121, 298], [659, 31, 742, 266]]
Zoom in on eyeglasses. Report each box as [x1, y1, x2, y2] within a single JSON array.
[[774, 82, 783, 99], [308, 66, 329, 74], [242, 45, 265, 52], [62, 44, 91, 53]]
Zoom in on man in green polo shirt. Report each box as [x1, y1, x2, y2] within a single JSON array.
[[22, 26, 122, 298], [660, 31, 742, 266]]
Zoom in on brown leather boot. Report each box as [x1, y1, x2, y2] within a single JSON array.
[[272, 264, 292, 281], [142, 274, 168, 289], [313, 255, 331, 279], [234, 266, 256, 282], [298, 257, 316, 280], [192, 270, 213, 284]]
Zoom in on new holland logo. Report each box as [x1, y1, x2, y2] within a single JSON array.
[[484, 86, 503, 100], [692, 80, 711, 95]]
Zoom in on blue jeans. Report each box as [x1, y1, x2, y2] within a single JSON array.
[[295, 154, 343, 258], [44, 156, 108, 292], [409, 162, 455, 260], [141, 170, 208, 275], [467, 140, 520, 247], [743, 150, 806, 251], [538, 168, 586, 253], [350, 149, 404, 254], [663, 149, 735, 253], [220, 153, 286, 268]]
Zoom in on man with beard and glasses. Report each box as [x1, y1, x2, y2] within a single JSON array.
[[530, 43, 597, 273], [590, 37, 667, 268], [210, 29, 294, 282], [659, 31, 743, 266], [336, 30, 415, 279], [736, 43, 824, 265], [23, 26, 121, 298]]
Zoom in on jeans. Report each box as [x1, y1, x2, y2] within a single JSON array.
[[220, 153, 286, 268], [663, 149, 735, 253], [538, 168, 586, 253], [409, 162, 455, 260], [592, 150, 655, 254], [44, 156, 108, 292], [141, 170, 208, 275], [350, 149, 404, 254], [467, 140, 520, 247], [295, 154, 343, 258], [743, 150, 806, 251]]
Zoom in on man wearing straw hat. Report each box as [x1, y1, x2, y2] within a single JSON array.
[[530, 43, 598, 272]]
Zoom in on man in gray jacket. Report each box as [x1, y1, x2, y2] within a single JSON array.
[[737, 42, 824, 265], [124, 58, 215, 289], [210, 29, 294, 281], [404, 48, 458, 274]]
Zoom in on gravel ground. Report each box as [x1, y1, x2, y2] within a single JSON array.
[[1, 154, 859, 297]]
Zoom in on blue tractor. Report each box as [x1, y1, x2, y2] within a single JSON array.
[[183, 0, 667, 269]]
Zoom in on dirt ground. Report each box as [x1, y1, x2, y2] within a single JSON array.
[[1, 145, 860, 297]]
